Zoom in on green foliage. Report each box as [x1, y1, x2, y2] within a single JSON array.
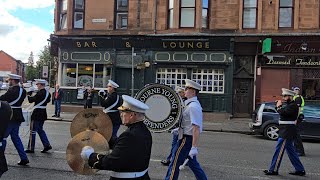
[[36, 45, 55, 86], [25, 65, 37, 81]]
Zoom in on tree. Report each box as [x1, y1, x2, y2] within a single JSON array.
[[25, 65, 37, 81], [27, 51, 34, 66], [36, 45, 55, 86]]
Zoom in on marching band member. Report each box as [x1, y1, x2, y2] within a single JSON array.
[[25, 79, 52, 153], [161, 86, 186, 166], [264, 88, 306, 176], [0, 101, 12, 178], [0, 74, 29, 165], [81, 95, 152, 179], [100, 80, 122, 138], [165, 79, 207, 180]]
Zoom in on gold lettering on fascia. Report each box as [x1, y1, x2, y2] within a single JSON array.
[[162, 41, 210, 49], [295, 58, 320, 66], [76, 41, 98, 48], [125, 41, 131, 48], [283, 43, 316, 53]]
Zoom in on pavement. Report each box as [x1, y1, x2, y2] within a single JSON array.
[[46, 103, 253, 134]]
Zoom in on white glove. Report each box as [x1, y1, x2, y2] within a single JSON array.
[[188, 147, 198, 158], [171, 128, 179, 135], [81, 146, 94, 160], [99, 89, 105, 95]]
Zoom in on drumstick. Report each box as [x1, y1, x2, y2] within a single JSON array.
[[179, 158, 189, 170]]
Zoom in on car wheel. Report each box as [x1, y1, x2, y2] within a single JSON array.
[[263, 124, 279, 140]]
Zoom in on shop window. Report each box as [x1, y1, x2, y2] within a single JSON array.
[[62, 63, 77, 87], [279, 0, 293, 28], [242, 0, 257, 29], [180, 0, 195, 28], [155, 52, 170, 61], [192, 69, 224, 93], [302, 79, 320, 100], [77, 64, 93, 87], [59, 0, 68, 30], [115, 0, 128, 29], [94, 64, 112, 88], [202, 0, 209, 28], [73, 0, 84, 29], [168, 0, 174, 28], [156, 68, 187, 90], [173, 52, 188, 61]]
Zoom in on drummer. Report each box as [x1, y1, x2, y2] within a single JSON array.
[[99, 80, 122, 139], [81, 95, 152, 179]]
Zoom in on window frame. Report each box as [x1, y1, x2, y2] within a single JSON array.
[[114, 0, 128, 30], [167, 0, 174, 29], [61, 63, 112, 88], [242, 0, 257, 29], [59, 0, 68, 30], [191, 69, 225, 94], [156, 68, 187, 90], [278, 0, 294, 28], [179, 0, 196, 28], [73, 0, 85, 29], [202, 0, 209, 28]]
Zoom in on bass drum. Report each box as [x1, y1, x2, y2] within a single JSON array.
[[135, 84, 183, 133]]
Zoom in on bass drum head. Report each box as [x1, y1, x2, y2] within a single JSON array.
[[135, 84, 183, 133]]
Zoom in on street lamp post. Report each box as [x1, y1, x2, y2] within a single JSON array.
[[131, 47, 135, 96]]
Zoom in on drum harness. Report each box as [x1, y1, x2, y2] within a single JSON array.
[[103, 95, 119, 113], [8, 87, 23, 109]]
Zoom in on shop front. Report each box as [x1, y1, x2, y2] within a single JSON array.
[[51, 35, 233, 113], [256, 37, 320, 104]]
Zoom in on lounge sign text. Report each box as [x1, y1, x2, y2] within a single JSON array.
[[162, 41, 210, 49]]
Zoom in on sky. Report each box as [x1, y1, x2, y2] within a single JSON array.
[[0, 0, 55, 63]]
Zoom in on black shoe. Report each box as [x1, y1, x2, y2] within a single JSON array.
[[57, 115, 60, 118], [264, 170, 278, 175], [289, 171, 306, 176], [17, 159, 29, 165], [41, 145, 52, 153], [52, 115, 57, 117], [297, 152, 305, 156], [25, 150, 34, 153], [161, 159, 170, 166]]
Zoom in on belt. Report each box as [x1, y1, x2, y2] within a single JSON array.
[[34, 106, 46, 109], [110, 168, 148, 178], [279, 121, 296, 125], [103, 109, 118, 113], [11, 106, 22, 109]]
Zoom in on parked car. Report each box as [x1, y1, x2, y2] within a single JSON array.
[[1, 82, 9, 90], [249, 102, 320, 140]]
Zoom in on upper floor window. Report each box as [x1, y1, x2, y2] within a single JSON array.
[[180, 0, 195, 28], [202, 0, 209, 28], [279, 0, 293, 28], [168, 0, 174, 29], [74, 0, 84, 29], [242, 0, 257, 28], [59, 0, 68, 30], [115, 0, 128, 29]]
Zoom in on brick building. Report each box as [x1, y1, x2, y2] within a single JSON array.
[[0, 50, 25, 82], [50, 0, 320, 117]]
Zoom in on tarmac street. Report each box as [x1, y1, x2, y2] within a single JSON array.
[[2, 121, 320, 179]]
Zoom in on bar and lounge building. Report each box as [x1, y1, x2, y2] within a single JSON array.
[[50, 0, 320, 117]]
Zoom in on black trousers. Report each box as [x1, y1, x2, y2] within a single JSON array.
[[0, 149, 8, 174], [294, 124, 305, 154], [84, 99, 92, 109]]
